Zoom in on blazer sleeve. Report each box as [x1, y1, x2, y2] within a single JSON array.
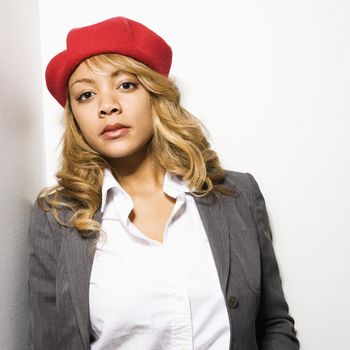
[[28, 201, 83, 350], [28, 201, 59, 349], [245, 173, 300, 350]]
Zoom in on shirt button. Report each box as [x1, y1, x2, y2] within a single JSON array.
[[228, 295, 238, 309]]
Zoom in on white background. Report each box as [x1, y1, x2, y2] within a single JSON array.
[[1, 0, 349, 349]]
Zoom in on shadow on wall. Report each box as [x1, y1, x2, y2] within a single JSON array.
[[0, 0, 45, 348]]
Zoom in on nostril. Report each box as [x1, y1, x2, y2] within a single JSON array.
[[99, 106, 119, 116]]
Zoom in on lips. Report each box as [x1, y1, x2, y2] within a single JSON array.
[[101, 123, 129, 134], [101, 123, 130, 139]]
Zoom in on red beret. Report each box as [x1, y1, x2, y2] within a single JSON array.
[[45, 16, 172, 107]]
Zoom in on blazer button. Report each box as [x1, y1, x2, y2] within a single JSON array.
[[228, 295, 238, 309]]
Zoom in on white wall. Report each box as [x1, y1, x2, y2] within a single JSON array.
[[0, 0, 45, 349], [39, 0, 350, 349]]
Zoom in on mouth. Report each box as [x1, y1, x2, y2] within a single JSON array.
[[101, 123, 130, 139]]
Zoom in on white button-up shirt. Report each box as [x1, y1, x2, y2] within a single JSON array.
[[89, 169, 230, 350]]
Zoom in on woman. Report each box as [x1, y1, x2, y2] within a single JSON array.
[[28, 16, 300, 350]]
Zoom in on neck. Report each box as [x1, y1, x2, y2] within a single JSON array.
[[108, 146, 165, 193]]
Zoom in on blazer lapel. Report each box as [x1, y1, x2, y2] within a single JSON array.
[[193, 192, 231, 295], [61, 210, 102, 349]]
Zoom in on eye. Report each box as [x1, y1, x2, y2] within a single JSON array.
[[76, 91, 95, 102], [118, 82, 138, 90]]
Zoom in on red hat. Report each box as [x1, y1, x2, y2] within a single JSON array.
[[45, 16, 172, 107]]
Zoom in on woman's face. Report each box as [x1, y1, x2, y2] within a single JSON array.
[[68, 60, 154, 160]]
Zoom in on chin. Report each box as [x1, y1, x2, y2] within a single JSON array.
[[92, 137, 153, 159], [101, 147, 148, 160]]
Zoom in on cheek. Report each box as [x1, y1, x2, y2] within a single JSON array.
[[143, 111, 154, 129], [73, 114, 97, 143], [74, 117, 87, 135], [139, 113, 154, 139], [137, 100, 154, 129]]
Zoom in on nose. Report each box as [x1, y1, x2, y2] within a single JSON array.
[[98, 94, 121, 117], [99, 105, 119, 116]]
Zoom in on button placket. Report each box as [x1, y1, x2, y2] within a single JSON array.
[[164, 243, 193, 350]]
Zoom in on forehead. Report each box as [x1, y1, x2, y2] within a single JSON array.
[[70, 60, 118, 79], [68, 59, 134, 88]]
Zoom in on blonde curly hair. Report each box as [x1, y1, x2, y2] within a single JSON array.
[[38, 53, 235, 237]]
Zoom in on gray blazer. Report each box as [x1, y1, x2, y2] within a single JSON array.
[[28, 170, 300, 350]]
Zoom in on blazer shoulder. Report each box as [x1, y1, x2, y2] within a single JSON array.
[[30, 197, 60, 234], [33, 190, 77, 222], [29, 191, 73, 243], [222, 169, 260, 196]]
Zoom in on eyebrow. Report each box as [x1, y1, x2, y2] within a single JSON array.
[[69, 69, 124, 89]]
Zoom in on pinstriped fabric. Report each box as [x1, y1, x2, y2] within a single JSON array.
[[28, 202, 85, 349], [28, 170, 299, 350]]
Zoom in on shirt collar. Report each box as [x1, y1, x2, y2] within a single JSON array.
[[100, 169, 125, 213], [100, 168, 192, 213], [162, 171, 191, 199]]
